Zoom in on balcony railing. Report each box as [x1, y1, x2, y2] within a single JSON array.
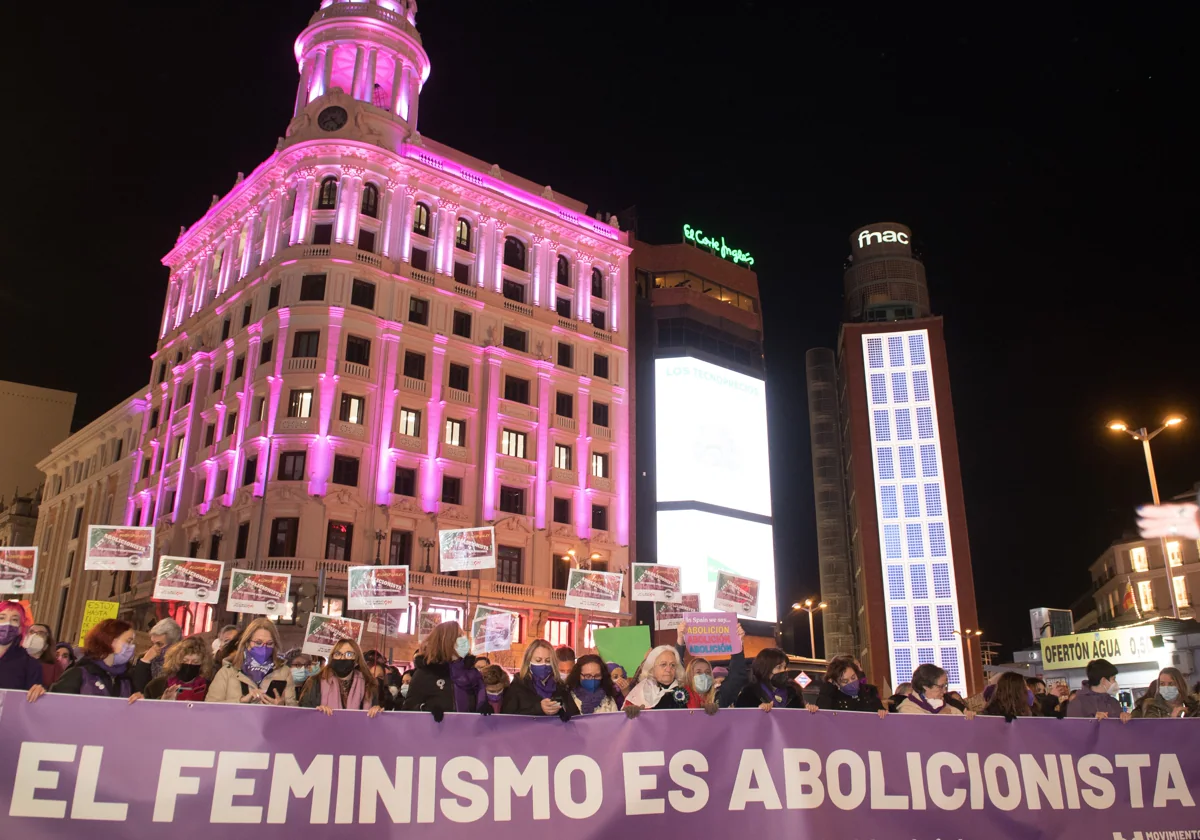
[[446, 387, 473, 406], [589, 474, 613, 493], [339, 360, 372, 380], [355, 251, 382, 269], [401, 375, 428, 394], [441, 443, 469, 462], [287, 357, 318, 372], [591, 424, 613, 441], [557, 317, 579, 332], [503, 299, 535, 319], [553, 415, 576, 433], [411, 268, 436, 286]]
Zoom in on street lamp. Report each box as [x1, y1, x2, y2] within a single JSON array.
[[419, 537, 436, 573], [1108, 415, 1186, 617], [790, 599, 828, 660], [373, 530, 386, 566], [952, 628, 983, 694]]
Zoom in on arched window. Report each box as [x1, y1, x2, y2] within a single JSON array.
[[412, 202, 431, 236], [556, 254, 571, 286], [455, 218, 471, 251], [503, 236, 527, 271], [317, 176, 338, 210], [591, 267, 605, 299], [360, 183, 379, 219]]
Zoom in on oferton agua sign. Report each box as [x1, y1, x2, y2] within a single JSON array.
[[855, 229, 909, 249], [1040, 624, 1160, 671], [682, 224, 754, 267]]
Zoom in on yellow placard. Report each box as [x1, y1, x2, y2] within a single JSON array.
[[78, 600, 120, 646]]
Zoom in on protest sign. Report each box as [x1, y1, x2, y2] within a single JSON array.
[[713, 570, 758, 618], [473, 605, 520, 644], [681, 612, 741, 655], [301, 613, 364, 657], [226, 570, 290, 615], [564, 569, 623, 612], [592, 625, 651, 676], [471, 610, 514, 654], [0, 547, 38, 595], [84, 525, 155, 571], [438, 526, 495, 572], [417, 611, 441, 640], [348, 565, 409, 611], [2, 695, 1196, 839], [152, 557, 223, 604], [654, 593, 700, 630], [77, 600, 120, 646], [631, 563, 682, 603]]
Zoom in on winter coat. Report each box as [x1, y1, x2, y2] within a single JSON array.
[[1064, 686, 1123, 718], [205, 659, 297, 705], [735, 680, 804, 709], [51, 659, 136, 698], [816, 680, 885, 713], [501, 675, 581, 717], [570, 690, 621, 714], [403, 657, 486, 714], [1132, 693, 1200, 719], [0, 643, 44, 691], [896, 695, 964, 715]]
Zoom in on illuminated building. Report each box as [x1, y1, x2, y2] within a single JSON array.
[[805, 223, 982, 694], [34, 0, 632, 659], [630, 224, 778, 633], [0, 380, 76, 500]]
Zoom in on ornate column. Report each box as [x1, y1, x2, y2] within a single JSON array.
[[337, 165, 364, 245], [290, 168, 316, 246], [351, 45, 366, 100], [475, 216, 492, 288], [574, 382, 591, 538], [321, 46, 336, 96], [160, 278, 178, 338], [398, 63, 412, 121], [309, 307, 343, 497], [408, 70, 421, 129], [373, 333, 401, 505], [261, 188, 283, 262], [574, 256, 592, 321], [380, 177, 400, 258], [436, 201, 458, 274], [195, 247, 215, 313], [399, 185, 418, 262], [613, 389, 629, 545], [421, 337, 447, 510], [530, 234, 545, 308], [493, 225, 506, 293], [365, 49, 379, 105], [217, 228, 238, 295], [294, 55, 312, 116], [609, 262, 623, 332], [535, 366, 551, 530], [547, 246, 559, 309], [240, 208, 260, 277], [481, 353, 502, 520]]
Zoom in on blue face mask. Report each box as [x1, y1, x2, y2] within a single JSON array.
[[580, 678, 601, 692], [454, 637, 471, 658], [1159, 685, 1179, 703], [530, 664, 553, 682], [840, 679, 862, 697], [292, 667, 309, 684], [692, 673, 713, 694]]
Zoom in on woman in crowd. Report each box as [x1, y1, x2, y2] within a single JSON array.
[[140, 617, 182, 681], [55, 642, 77, 672], [143, 636, 213, 701], [481, 664, 510, 713], [31, 618, 142, 701], [364, 650, 395, 711], [566, 654, 622, 714], [675, 623, 750, 709], [735, 648, 810, 711], [24, 622, 65, 688], [1133, 667, 1199, 718], [206, 617, 295, 705], [287, 650, 317, 696], [403, 621, 487, 719], [300, 639, 383, 717], [981, 672, 1035, 720], [502, 639, 578, 718], [816, 655, 888, 716], [624, 645, 689, 715], [0, 600, 43, 691], [212, 624, 240, 666], [885, 682, 912, 712], [897, 664, 972, 717]]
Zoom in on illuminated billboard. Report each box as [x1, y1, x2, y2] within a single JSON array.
[[656, 509, 778, 624], [654, 357, 772, 517]]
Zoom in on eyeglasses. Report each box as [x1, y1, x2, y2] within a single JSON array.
[[933, 682, 949, 690], [246, 639, 273, 649], [332, 651, 357, 660]]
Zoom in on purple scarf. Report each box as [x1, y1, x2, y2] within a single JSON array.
[[905, 692, 950, 714], [759, 681, 789, 707], [575, 686, 608, 715], [449, 659, 484, 712], [241, 654, 274, 685], [530, 671, 557, 700], [319, 673, 366, 710]]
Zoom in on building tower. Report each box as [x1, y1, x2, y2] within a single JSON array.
[[805, 223, 982, 694], [48, 0, 633, 659]]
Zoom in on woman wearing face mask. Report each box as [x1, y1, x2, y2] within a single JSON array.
[[481, 664, 511, 713], [897, 664, 973, 718], [286, 651, 316, 696], [23, 622, 65, 688], [676, 623, 750, 709], [566, 654, 622, 714], [363, 651, 396, 712], [28, 619, 143, 702], [205, 617, 296, 705], [623, 645, 688, 716], [143, 636, 213, 701], [815, 655, 888, 717], [502, 639, 578, 719], [1133, 667, 1199, 718], [735, 648, 811, 711], [300, 639, 383, 717], [403, 621, 488, 720], [54, 642, 77, 673], [1, 601, 44, 691]]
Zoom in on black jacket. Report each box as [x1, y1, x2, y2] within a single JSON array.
[[815, 680, 885, 713], [402, 656, 485, 714], [51, 658, 144, 697], [675, 644, 751, 708], [501, 675, 581, 717], [735, 679, 803, 709]]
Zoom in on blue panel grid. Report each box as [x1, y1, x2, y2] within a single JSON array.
[[880, 486, 898, 518], [877, 448, 894, 480], [932, 564, 953, 598], [910, 565, 929, 598], [906, 523, 925, 557], [890, 607, 910, 642], [916, 406, 934, 438], [894, 648, 913, 681], [870, 374, 888, 404], [914, 606, 933, 642], [912, 370, 931, 401], [902, 484, 920, 518], [874, 410, 892, 441], [928, 522, 948, 557], [891, 372, 909, 403], [908, 334, 927, 365], [936, 604, 956, 640], [923, 483, 943, 516], [917, 647, 936, 666], [895, 409, 913, 440], [867, 337, 884, 369], [940, 649, 961, 685], [884, 524, 902, 559], [887, 335, 905, 367], [899, 446, 916, 479], [920, 444, 939, 477], [887, 565, 906, 599]]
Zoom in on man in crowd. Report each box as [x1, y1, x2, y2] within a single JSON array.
[[1066, 658, 1131, 722]]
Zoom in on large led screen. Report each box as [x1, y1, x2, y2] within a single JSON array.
[[654, 357, 772, 517], [656, 509, 777, 623]]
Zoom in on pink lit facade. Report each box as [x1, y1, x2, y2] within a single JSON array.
[[120, 0, 632, 658]]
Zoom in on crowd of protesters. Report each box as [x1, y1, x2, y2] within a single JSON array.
[[4, 599, 1199, 724]]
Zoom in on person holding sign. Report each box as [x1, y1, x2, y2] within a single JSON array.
[[403, 621, 487, 720], [676, 622, 749, 709], [502, 639, 579, 719], [30, 619, 143, 702], [816, 655, 888, 717], [0, 601, 43, 691], [300, 639, 383, 718], [206, 618, 296, 706], [735, 647, 813, 712]]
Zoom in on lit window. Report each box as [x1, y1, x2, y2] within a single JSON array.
[[1138, 580, 1155, 612], [584, 621, 610, 649], [544, 619, 571, 647], [288, 389, 313, 418], [1130, 546, 1148, 572], [427, 606, 463, 625], [173, 436, 186, 460], [1174, 575, 1190, 608], [554, 444, 572, 471], [1166, 541, 1183, 567], [321, 597, 344, 617], [412, 202, 431, 236], [444, 418, 465, 447], [591, 452, 608, 478], [339, 394, 365, 424], [501, 429, 527, 459], [455, 218, 471, 250], [398, 408, 421, 437]]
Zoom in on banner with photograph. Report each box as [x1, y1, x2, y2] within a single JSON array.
[[301, 613, 364, 658], [348, 565, 409, 611], [226, 570, 290, 616], [654, 593, 700, 630], [417, 611, 442, 640], [438, 526, 496, 572], [564, 569, 623, 612], [631, 563, 682, 603], [152, 557, 223, 605], [0, 547, 37, 595], [84, 525, 155, 571], [713, 570, 759, 618], [471, 610, 515, 654], [473, 604, 520, 643]]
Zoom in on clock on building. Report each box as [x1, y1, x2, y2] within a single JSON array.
[[317, 106, 348, 131]]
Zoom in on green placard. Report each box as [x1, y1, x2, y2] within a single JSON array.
[[593, 625, 651, 678]]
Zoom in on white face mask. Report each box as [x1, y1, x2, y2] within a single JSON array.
[[388, 685, 399, 698], [400, 684, 409, 697], [24, 635, 47, 658], [212, 639, 222, 653], [1106, 679, 1120, 695]]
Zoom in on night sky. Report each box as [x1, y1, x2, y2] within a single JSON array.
[[4, 2, 1194, 659]]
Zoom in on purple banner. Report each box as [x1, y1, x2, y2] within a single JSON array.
[[1, 691, 1197, 838]]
